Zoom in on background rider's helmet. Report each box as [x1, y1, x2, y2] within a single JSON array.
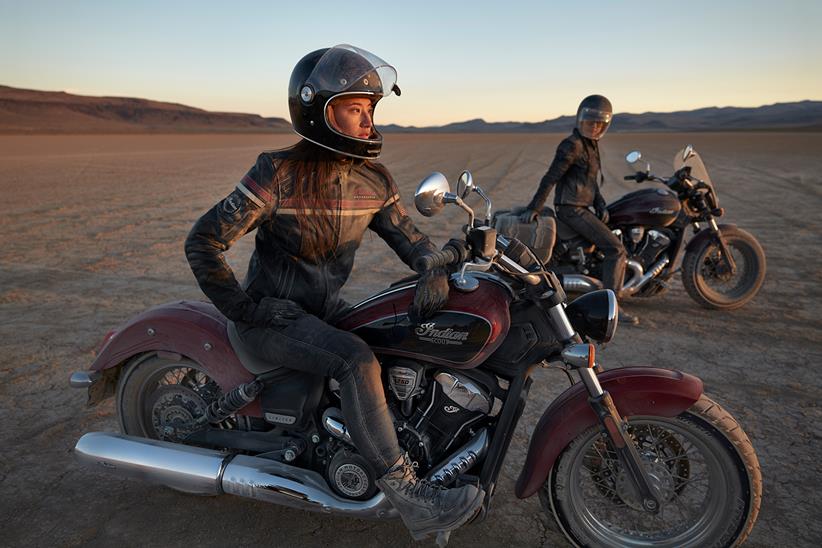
[[288, 44, 401, 159], [576, 94, 613, 140]]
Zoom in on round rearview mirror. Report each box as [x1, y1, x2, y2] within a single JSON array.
[[625, 150, 642, 165], [682, 144, 695, 162], [456, 170, 474, 199], [414, 172, 450, 217]]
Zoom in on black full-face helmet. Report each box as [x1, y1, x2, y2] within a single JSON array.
[[576, 94, 613, 140], [288, 44, 401, 159]]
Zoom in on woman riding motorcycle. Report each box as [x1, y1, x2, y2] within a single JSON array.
[[519, 95, 638, 324], [184, 45, 484, 540]]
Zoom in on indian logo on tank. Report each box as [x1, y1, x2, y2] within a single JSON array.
[[414, 322, 470, 345]]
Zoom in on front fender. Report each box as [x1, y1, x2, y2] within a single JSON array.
[[515, 367, 702, 498], [685, 223, 737, 255], [90, 300, 253, 394]]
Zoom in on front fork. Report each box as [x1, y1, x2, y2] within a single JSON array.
[[547, 301, 662, 513], [705, 217, 737, 275], [579, 367, 662, 513]]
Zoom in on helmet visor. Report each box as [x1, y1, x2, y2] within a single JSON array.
[[577, 107, 612, 139], [305, 44, 398, 97]]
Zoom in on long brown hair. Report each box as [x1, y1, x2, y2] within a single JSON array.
[[274, 140, 342, 262]]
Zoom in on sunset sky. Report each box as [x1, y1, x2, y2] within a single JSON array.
[[2, 0, 820, 126]]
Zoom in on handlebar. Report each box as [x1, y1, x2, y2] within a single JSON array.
[[413, 241, 467, 272], [624, 171, 649, 183]]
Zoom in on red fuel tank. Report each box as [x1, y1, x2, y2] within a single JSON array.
[[336, 278, 511, 369], [608, 188, 681, 228]]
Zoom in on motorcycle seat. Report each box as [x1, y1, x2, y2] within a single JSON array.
[[226, 320, 284, 375]]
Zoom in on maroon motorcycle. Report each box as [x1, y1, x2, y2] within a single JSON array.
[[70, 171, 761, 547], [548, 146, 766, 310]]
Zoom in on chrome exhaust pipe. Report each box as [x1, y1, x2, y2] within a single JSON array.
[[621, 257, 669, 296], [620, 259, 645, 292], [75, 432, 398, 518], [561, 274, 603, 293], [428, 428, 488, 485], [74, 428, 491, 518]]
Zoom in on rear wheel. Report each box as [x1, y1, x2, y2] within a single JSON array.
[[681, 227, 765, 310], [540, 396, 761, 548], [116, 353, 227, 441]]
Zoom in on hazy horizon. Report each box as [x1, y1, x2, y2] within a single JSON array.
[[5, 82, 819, 127], [2, 0, 820, 126]]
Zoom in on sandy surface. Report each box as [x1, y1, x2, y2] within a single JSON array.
[[1, 132, 820, 547]]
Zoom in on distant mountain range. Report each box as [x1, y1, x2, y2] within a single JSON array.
[[1, 84, 820, 133], [0, 85, 291, 134], [382, 101, 822, 133]]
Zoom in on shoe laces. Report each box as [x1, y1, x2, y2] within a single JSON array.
[[400, 472, 445, 505]]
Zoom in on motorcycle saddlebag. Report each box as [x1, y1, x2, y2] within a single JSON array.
[[492, 206, 557, 264]]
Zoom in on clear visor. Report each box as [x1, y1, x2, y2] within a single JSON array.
[[578, 107, 612, 124], [577, 107, 612, 139], [306, 44, 398, 97]]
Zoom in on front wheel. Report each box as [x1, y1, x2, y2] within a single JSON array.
[[681, 227, 766, 310], [540, 396, 761, 548]]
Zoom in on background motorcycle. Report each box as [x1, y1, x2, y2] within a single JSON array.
[[70, 170, 761, 547], [551, 145, 766, 310]]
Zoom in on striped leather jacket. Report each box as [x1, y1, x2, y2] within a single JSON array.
[[185, 148, 436, 323]]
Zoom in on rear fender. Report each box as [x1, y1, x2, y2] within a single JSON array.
[[685, 223, 737, 255], [515, 367, 702, 498], [87, 300, 256, 411]]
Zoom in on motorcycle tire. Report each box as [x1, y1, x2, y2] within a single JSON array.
[[681, 227, 766, 310], [540, 395, 761, 548]]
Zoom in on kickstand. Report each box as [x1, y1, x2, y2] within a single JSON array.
[[435, 531, 451, 547]]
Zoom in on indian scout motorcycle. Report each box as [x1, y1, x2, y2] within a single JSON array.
[[70, 171, 761, 547], [547, 145, 766, 309]]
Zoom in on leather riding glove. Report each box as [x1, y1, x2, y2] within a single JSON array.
[[519, 208, 539, 224], [594, 197, 609, 224], [408, 267, 450, 323], [251, 297, 305, 329]]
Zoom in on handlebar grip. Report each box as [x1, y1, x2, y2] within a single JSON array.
[[624, 174, 637, 181], [413, 246, 459, 272]]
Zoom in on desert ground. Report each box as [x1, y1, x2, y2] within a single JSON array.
[[1, 131, 820, 547]]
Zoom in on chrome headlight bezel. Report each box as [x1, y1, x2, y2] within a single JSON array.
[[564, 289, 618, 343]]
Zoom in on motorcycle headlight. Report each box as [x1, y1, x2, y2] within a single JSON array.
[[565, 289, 618, 343]]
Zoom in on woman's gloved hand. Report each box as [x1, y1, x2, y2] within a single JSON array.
[[519, 208, 539, 224], [594, 197, 610, 224], [408, 267, 449, 323], [251, 297, 305, 328]]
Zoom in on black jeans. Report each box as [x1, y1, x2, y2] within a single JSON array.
[[236, 314, 401, 475], [557, 205, 627, 294]]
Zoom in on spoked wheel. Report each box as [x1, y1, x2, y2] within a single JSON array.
[[682, 227, 765, 310], [117, 353, 229, 441], [540, 396, 761, 548]]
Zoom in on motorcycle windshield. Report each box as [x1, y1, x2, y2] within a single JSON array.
[[673, 146, 714, 188]]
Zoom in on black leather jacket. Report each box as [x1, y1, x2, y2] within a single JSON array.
[[526, 128, 605, 210], [185, 148, 436, 323]]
